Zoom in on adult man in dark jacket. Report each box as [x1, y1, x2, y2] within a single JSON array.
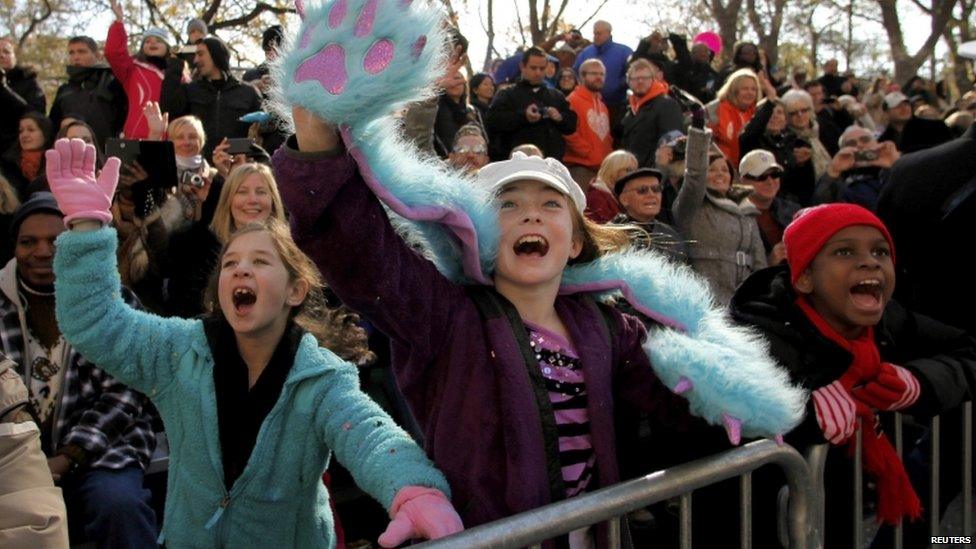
[[161, 35, 262, 159], [484, 47, 576, 160], [803, 81, 841, 156], [817, 58, 846, 98], [877, 91, 953, 154], [618, 58, 683, 167], [0, 37, 46, 154], [878, 125, 976, 334], [667, 33, 718, 103], [48, 36, 127, 146]]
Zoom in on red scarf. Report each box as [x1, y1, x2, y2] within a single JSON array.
[[796, 297, 922, 525], [20, 150, 43, 181]]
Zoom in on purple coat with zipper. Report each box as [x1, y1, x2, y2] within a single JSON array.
[[273, 142, 690, 528]]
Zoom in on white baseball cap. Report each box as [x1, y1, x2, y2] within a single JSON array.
[[739, 149, 784, 178], [883, 91, 910, 110], [477, 152, 586, 213]]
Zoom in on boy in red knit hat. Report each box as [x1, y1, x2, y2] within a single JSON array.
[[729, 203, 976, 547]]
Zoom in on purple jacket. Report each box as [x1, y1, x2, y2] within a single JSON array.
[[273, 143, 689, 527]]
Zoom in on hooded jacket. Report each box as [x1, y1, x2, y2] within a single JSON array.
[[49, 64, 126, 145], [52, 226, 450, 548], [618, 83, 683, 168], [563, 85, 613, 170], [105, 21, 168, 139]]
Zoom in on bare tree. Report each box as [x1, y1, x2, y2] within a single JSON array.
[[744, 0, 786, 67], [914, 0, 975, 99], [877, 0, 958, 84], [702, 0, 744, 65]]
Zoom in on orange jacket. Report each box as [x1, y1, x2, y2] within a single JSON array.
[[563, 86, 613, 169], [711, 100, 756, 167]]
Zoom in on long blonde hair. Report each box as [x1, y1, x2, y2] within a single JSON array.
[[716, 68, 763, 105], [204, 219, 375, 365], [209, 163, 287, 243], [595, 150, 638, 189]]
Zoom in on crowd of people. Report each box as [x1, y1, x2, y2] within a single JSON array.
[[1, 1, 976, 547]]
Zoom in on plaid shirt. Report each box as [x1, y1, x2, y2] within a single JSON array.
[[0, 268, 155, 471]]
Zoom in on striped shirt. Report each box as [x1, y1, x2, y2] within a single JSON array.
[[526, 323, 596, 498]]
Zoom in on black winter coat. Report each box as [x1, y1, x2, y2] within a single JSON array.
[[484, 79, 577, 160], [49, 65, 127, 147], [739, 100, 817, 205], [666, 33, 717, 103], [878, 116, 954, 154], [0, 66, 46, 154], [160, 66, 263, 160], [877, 126, 976, 334], [617, 94, 683, 168]]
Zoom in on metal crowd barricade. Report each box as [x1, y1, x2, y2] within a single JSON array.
[[418, 439, 817, 549], [804, 402, 974, 548]]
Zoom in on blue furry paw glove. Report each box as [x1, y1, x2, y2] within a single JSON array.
[[278, 0, 446, 129]]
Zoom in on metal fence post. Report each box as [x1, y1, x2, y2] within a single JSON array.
[[930, 415, 941, 539]]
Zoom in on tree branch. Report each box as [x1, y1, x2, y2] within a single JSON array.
[[211, 2, 295, 30], [18, 0, 54, 48], [576, 0, 608, 30]]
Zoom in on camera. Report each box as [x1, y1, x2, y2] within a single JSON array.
[[181, 170, 206, 188], [854, 149, 878, 163], [666, 136, 687, 161]]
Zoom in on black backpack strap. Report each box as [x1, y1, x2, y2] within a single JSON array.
[[465, 286, 568, 504]]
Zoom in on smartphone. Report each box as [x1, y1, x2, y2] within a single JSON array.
[[105, 139, 177, 192], [226, 137, 255, 155], [177, 45, 196, 62]]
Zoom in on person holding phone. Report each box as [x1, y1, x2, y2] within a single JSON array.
[[813, 125, 900, 211]]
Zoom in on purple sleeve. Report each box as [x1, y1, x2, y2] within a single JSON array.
[[273, 143, 467, 361]]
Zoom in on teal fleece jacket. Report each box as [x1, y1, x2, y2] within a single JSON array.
[[53, 227, 450, 548]]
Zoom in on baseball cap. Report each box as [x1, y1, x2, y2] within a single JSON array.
[[883, 91, 910, 110], [613, 168, 665, 197], [478, 152, 586, 214], [739, 150, 784, 179]]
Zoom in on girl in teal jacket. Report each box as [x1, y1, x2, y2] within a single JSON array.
[[46, 138, 463, 548]]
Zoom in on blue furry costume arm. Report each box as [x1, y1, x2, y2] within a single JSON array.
[[272, 0, 806, 441]]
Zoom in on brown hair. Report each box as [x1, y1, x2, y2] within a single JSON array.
[[203, 219, 375, 365], [568, 208, 632, 264]]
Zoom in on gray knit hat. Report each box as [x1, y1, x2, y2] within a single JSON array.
[[186, 18, 208, 37], [142, 27, 172, 47]]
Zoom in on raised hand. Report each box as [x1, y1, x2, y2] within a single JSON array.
[[110, 0, 123, 21], [377, 487, 463, 547], [143, 101, 169, 140], [45, 138, 120, 225]]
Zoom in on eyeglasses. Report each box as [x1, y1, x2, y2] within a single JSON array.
[[840, 135, 874, 148], [452, 144, 487, 155], [624, 184, 663, 195], [581, 72, 606, 77], [744, 171, 782, 182], [786, 107, 811, 116], [628, 76, 653, 82]]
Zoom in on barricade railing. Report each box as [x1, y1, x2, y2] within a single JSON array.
[[418, 439, 817, 549], [804, 402, 974, 548]]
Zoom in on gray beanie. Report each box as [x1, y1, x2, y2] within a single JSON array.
[[142, 27, 171, 47], [186, 18, 208, 37]]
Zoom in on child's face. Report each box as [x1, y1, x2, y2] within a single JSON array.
[[795, 225, 895, 338], [494, 180, 582, 290], [218, 231, 308, 338]]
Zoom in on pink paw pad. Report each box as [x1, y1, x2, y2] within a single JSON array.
[[411, 35, 426, 60], [299, 24, 315, 48], [363, 39, 394, 74], [295, 0, 306, 18], [354, 0, 378, 37], [295, 44, 348, 95], [328, 0, 348, 28]]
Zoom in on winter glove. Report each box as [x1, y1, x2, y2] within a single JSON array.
[[378, 486, 463, 547], [45, 139, 120, 225], [812, 380, 857, 445], [852, 363, 921, 411]]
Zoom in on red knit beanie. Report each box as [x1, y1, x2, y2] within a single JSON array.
[[783, 203, 896, 287]]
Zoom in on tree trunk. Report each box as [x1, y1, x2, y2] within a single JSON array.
[[877, 0, 959, 84], [706, 0, 744, 66], [482, 0, 496, 72], [745, 0, 786, 68]]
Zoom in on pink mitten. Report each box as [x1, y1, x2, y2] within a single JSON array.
[[812, 380, 857, 445], [853, 363, 921, 411], [377, 486, 463, 547], [45, 138, 120, 225]]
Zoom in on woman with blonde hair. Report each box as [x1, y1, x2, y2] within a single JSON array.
[[162, 163, 286, 317], [584, 150, 637, 223], [709, 68, 762, 166]]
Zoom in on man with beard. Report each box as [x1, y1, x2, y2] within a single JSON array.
[[563, 58, 613, 186], [49, 36, 127, 147], [618, 58, 682, 168]]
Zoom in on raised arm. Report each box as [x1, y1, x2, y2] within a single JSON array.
[[273, 109, 467, 361], [104, 3, 135, 85], [672, 127, 710, 233]]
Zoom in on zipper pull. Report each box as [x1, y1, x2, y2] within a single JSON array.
[[204, 495, 231, 530]]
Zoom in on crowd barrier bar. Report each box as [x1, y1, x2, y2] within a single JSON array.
[[419, 439, 816, 549]]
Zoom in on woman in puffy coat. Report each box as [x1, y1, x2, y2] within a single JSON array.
[[673, 126, 767, 304]]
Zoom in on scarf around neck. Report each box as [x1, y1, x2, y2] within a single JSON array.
[[795, 296, 922, 525]]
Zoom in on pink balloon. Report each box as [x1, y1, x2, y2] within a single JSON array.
[[693, 31, 723, 55]]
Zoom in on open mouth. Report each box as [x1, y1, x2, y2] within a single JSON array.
[[849, 279, 884, 311], [232, 287, 257, 314], [513, 235, 550, 257]]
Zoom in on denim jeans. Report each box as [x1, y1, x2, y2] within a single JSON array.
[[62, 465, 157, 548]]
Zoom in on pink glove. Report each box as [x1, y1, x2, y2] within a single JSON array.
[[378, 486, 463, 547], [45, 138, 121, 225], [812, 380, 857, 445], [852, 363, 921, 411]]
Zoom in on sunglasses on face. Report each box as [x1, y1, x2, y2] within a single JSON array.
[[786, 107, 811, 116], [625, 184, 663, 195], [841, 135, 873, 148], [745, 171, 782, 182], [453, 144, 487, 155]]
